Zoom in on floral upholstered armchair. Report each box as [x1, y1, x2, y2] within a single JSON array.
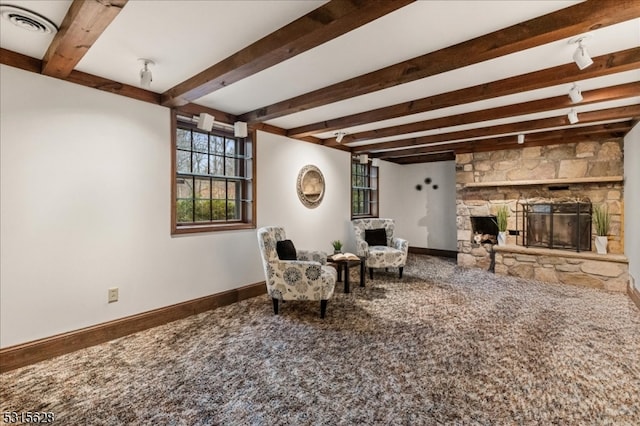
[[352, 218, 409, 279], [257, 226, 337, 318]]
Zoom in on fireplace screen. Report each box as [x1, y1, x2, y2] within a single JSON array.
[[518, 201, 591, 252]]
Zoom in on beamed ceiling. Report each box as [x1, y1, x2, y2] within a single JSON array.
[[1, 0, 639, 164]]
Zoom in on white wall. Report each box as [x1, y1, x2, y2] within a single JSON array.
[[624, 123, 640, 291], [378, 158, 405, 228], [0, 66, 353, 348], [0, 64, 459, 348], [256, 131, 352, 252], [383, 161, 457, 251]]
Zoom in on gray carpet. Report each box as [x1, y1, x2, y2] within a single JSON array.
[[2, 254, 639, 425]]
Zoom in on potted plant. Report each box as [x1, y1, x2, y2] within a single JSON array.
[[331, 240, 343, 254], [495, 205, 509, 246], [592, 204, 610, 254]]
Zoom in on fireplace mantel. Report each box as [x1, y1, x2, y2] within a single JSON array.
[[463, 176, 623, 188]]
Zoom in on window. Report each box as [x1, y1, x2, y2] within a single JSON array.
[[351, 160, 378, 218], [172, 114, 255, 234]]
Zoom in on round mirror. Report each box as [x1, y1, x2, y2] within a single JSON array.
[[297, 164, 325, 208]]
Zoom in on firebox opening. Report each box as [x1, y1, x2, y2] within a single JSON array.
[[470, 216, 498, 244]]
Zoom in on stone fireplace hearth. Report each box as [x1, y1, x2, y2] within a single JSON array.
[[456, 139, 628, 292]]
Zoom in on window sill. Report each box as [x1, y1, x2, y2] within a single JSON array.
[[352, 214, 379, 220], [172, 222, 255, 235]]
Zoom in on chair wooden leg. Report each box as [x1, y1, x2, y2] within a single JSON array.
[[369, 267, 373, 280], [399, 267, 404, 279], [320, 300, 328, 318], [272, 298, 279, 315]]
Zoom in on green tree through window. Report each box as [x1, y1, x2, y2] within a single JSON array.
[[172, 116, 254, 234]]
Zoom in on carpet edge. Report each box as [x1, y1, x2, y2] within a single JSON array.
[[0, 281, 267, 373]]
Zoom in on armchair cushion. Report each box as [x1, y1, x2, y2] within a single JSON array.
[[276, 239, 297, 260], [365, 228, 387, 246]]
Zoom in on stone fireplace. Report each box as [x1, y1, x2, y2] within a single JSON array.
[[456, 139, 628, 292]]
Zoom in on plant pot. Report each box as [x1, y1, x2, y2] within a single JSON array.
[[595, 235, 608, 254], [497, 231, 507, 246]]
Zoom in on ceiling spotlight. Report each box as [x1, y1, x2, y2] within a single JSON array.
[[568, 109, 579, 124], [139, 59, 154, 89], [517, 134, 525, 144], [569, 35, 593, 70], [334, 131, 347, 143], [568, 83, 583, 103]]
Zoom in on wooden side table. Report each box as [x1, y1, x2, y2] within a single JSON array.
[[327, 256, 365, 293]]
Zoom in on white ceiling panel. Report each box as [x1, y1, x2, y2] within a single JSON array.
[[75, 0, 327, 92], [0, 0, 71, 59]]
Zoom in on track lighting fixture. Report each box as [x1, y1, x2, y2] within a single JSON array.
[[567, 109, 579, 124], [569, 35, 593, 70], [352, 155, 379, 166], [139, 59, 154, 89], [181, 113, 241, 134], [234, 121, 248, 138], [197, 113, 215, 131], [334, 131, 347, 143], [568, 83, 583, 103], [517, 134, 525, 144]]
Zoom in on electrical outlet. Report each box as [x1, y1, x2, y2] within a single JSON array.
[[108, 287, 119, 303]]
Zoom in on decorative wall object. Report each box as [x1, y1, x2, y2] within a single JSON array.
[[415, 177, 439, 191], [297, 164, 325, 208]]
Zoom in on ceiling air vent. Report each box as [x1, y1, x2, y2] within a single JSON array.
[[0, 4, 58, 34]]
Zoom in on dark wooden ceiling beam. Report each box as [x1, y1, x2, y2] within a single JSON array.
[[41, 0, 128, 78], [66, 69, 160, 104], [380, 121, 633, 162], [161, 0, 415, 107], [387, 124, 632, 164], [454, 124, 632, 155], [250, 123, 328, 147], [385, 151, 456, 164], [242, 0, 640, 124], [360, 104, 640, 154], [295, 47, 640, 140], [0, 48, 40, 73], [3, 48, 330, 145], [2, 48, 160, 104], [334, 82, 640, 144], [174, 104, 237, 126]]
